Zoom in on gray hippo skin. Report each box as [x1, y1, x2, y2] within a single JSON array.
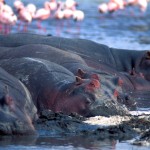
[[0, 33, 149, 108], [0, 33, 146, 70], [0, 44, 138, 109], [0, 44, 103, 78], [0, 33, 149, 80], [0, 58, 128, 117], [0, 67, 37, 135]]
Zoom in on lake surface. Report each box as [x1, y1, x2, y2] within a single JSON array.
[[5, 0, 150, 50], [1, 0, 150, 149], [0, 135, 150, 150]]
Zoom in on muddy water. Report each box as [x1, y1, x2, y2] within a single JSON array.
[[1, 0, 150, 149]]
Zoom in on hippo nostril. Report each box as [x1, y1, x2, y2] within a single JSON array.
[[85, 98, 92, 105], [146, 51, 150, 59]]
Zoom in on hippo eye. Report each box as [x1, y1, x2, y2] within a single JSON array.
[[85, 98, 91, 105], [90, 82, 95, 87]]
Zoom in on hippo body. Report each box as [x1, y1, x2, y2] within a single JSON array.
[[0, 67, 37, 135], [0, 33, 146, 72], [0, 44, 137, 109], [0, 44, 105, 77], [0, 57, 114, 117], [0, 33, 149, 109]]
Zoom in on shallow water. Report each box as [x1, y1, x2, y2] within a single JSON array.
[[5, 0, 150, 50], [0, 135, 149, 150], [1, 0, 150, 149]]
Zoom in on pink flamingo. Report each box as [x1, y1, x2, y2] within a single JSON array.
[[54, 2, 64, 19], [137, 0, 148, 12], [33, 1, 51, 32], [0, 11, 17, 34], [107, 1, 119, 13], [54, 2, 65, 36], [72, 10, 84, 21], [26, 3, 36, 18], [98, 3, 108, 14], [65, 0, 77, 10], [49, 0, 58, 11], [17, 6, 32, 32], [72, 9, 84, 36], [111, 0, 126, 9], [126, 0, 148, 12], [14, 0, 24, 10]]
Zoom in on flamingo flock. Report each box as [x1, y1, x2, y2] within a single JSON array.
[[98, 0, 149, 14], [0, 0, 149, 35], [0, 0, 84, 34]]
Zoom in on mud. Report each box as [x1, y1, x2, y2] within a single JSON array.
[[34, 110, 150, 145]]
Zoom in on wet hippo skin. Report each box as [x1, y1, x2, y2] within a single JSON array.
[[0, 67, 37, 135], [0, 33, 149, 109], [0, 57, 128, 117]]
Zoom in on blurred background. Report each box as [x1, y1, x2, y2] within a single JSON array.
[[1, 0, 150, 49]]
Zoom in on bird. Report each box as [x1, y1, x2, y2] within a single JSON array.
[[98, 3, 108, 14], [33, 1, 51, 32], [0, 7, 17, 34], [54, 2, 64, 19], [49, 0, 58, 11], [72, 10, 84, 21], [65, 0, 77, 10]]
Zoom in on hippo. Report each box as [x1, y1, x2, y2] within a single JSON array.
[[0, 33, 146, 71], [0, 44, 137, 109], [0, 67, 37, 135], [0, 33, 149, 108], [0, 44, 104, 78], [0, 57, 128, 117], [0, 33, 148, 77]]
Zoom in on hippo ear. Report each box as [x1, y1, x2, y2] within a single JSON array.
[[91, 74, 100, 81], [89, 79, 100, 88], [146, 51, 150, 59], [3, 85, 13, 106], [4, 85, 9, 95], [75, 76, 83, 85], [77, 68, 86, 78]]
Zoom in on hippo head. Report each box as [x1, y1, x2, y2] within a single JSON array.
[[54, 76, 128, 117], [0, 84, 37, 135], [77, 68, 100, 81], [53, 76, 101, 117], [138, 51, 150, 81]]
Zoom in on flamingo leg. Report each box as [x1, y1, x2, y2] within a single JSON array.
[[23, 22, 28, 32], [37, 20, 46, 33], [18, 21, 22, 31], [0, 23, 2, 33]]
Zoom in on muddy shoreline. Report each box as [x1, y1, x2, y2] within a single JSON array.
[[34, 110, 150, 146]]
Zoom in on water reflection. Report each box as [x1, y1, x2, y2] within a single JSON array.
[[0, 135, 149, 150]]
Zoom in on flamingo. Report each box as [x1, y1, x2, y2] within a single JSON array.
[[33, 1, 51, 32], [111, 0, 126, 9], [107, 1, 119, 13], [0, 1, 17, 34], [98, 3, 108, 14], [65, 0, 77, 10], [49, 0, 58, 11], [14, 0, 24, 11], [18, 8, 32, 32], [0, 10, 17, 34], [72, 10, 84, 21], [54, 2, 64, 19], [26, 3, 36, 18], [137, 0, 148, 12], [126, 0, 148, 12]]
